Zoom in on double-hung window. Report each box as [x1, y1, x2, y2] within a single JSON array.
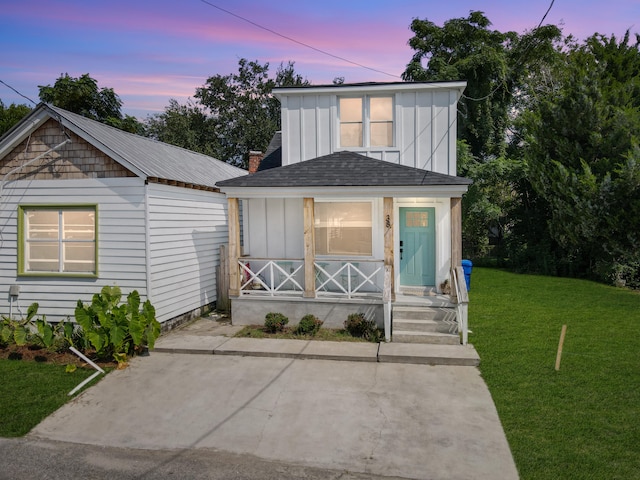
[[314, 202, 372, 256], [19, 206, 97, 276], [339, 96, 394, 148]]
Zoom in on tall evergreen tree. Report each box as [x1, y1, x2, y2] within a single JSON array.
[[523, 32, 640, 285]]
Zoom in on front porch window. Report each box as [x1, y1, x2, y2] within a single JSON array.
[[314, 202, 372, 256]]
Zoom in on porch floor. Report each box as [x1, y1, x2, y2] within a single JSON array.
[[154, 314, 479, 366]]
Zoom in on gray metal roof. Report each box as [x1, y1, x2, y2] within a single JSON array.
[[217, 151, 472, 188], [45, 105, 245, 188]]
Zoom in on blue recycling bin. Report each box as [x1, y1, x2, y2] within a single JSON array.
[[461, 259, 473, 291]]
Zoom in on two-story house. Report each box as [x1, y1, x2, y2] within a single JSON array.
[[217, 81, 471, 343]]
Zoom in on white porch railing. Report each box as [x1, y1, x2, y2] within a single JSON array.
[[238, 258, 304, 296], [314, 260, 384, 299], [236, 258, 384, 299], [452, 266, 469, 345]]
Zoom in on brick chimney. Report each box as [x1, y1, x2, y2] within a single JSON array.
[[248, 150, 264, 174]]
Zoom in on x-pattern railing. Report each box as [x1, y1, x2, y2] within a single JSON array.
[[315, 261, 382, 299], [239, 259, 303, 296]]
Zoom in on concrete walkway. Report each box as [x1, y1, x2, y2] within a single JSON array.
[[153, 316, 481, 366], [28, 317, 518, 480]]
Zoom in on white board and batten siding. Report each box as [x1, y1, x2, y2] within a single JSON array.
[[147, 183, 228, 323], [0, 177, 147, 322], [279, 86, 459, 175], [243, 198, 303, 259]]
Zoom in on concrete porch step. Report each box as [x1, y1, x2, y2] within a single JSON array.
[[393, 305, 457, 322], [392, 318, 457, 334], [378, 343, 479, 366], [393, 318, 440, 332], [392, 330, 461, 345]]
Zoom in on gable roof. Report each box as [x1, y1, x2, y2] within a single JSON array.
[[217, 151, 471, 188], [0, 104, 246, 189], [257, 131, 282, 172]]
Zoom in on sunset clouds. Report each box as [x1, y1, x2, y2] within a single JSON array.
[[2, 0, 638, 117]]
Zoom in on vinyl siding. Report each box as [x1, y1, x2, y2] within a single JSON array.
[[147, 183, 228, 323], [0, 177, 147, 321]]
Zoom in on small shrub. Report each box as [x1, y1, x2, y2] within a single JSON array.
[[344, 313, 381, 342], [264, 312, 288, 333], [295, 314, 323, 336]]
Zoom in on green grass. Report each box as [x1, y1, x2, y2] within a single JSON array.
[[235, 325, 370, 342], [0, 360, 97, 437], [471, 268, 640, 479]]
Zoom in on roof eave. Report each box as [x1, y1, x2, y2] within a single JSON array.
[[44, 105, 148, 179], [217, 184, 470, 199], [274, 81, 467, 99], [0, 106, 51, 160]]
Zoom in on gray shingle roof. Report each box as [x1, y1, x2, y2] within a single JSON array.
[[45, 105, 245, 188], [217, 151, 472, 188], [257, 131, 282, 172]]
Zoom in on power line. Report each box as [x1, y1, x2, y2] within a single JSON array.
[[537, 0, 556, 29], [461, 0, 557, 102], [199, 0, 400, 79], [0, 79, 38, 105]]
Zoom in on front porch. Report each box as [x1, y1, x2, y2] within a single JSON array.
[[218, 153, 472, 345], [228, 255, 469, 345]]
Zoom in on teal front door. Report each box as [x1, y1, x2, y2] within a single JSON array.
[[399, 207, 436, 286]]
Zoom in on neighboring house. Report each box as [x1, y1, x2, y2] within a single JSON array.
[[217, 81, 472, 342], [0, 104, 245, 324]]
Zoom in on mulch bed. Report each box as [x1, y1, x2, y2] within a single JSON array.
[[0, 344, 117, 369]]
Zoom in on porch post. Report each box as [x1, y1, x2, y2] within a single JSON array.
[[383, 197, 395, 301], [451, 197, 462, 269], [303, 197, 316, 298], [228, 197, 241, 297]]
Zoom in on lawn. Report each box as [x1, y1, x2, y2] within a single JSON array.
[[0, 360, 97, 437], [470, 268, 640, 480]]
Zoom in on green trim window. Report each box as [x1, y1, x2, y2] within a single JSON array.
[[18, 205, 98, 277], [339, 96, 394, 148]]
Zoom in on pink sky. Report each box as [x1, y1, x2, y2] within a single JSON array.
[[1, 0, 638, 118]]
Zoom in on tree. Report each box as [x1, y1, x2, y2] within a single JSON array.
[[403, 11, 561, 161], [522, 31, 640, 286], [145, 99, 216, 157], [403, 12, 561, 261], [194, 59, 308, 167], [38, 73, 143, 134], [0, 100, 31, 137]]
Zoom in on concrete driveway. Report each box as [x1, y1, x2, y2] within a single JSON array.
[[30, 352, 518, 480]]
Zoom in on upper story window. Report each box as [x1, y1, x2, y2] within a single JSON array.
[[339, 96, 394, 148], [18, 205, 97, 276]]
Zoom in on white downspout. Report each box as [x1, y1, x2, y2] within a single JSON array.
[[144, 181, 153, 305]]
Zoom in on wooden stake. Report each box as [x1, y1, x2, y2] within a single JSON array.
[[555, 325, 567, 371]]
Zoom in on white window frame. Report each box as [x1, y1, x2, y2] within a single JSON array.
[[314, 198, 381, 259], [338, 95, 395, 149], [18, 205, 98, 277]]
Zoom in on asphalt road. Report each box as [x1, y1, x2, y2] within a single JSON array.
[[0, 437, 406, 480]]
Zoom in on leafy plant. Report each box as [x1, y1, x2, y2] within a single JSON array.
[[344, 313, 381, 342], [264, 312, 288, 333], [0, 303, 40, 347], [74, 285, 160, 364], [295, 314, 323, 336]]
